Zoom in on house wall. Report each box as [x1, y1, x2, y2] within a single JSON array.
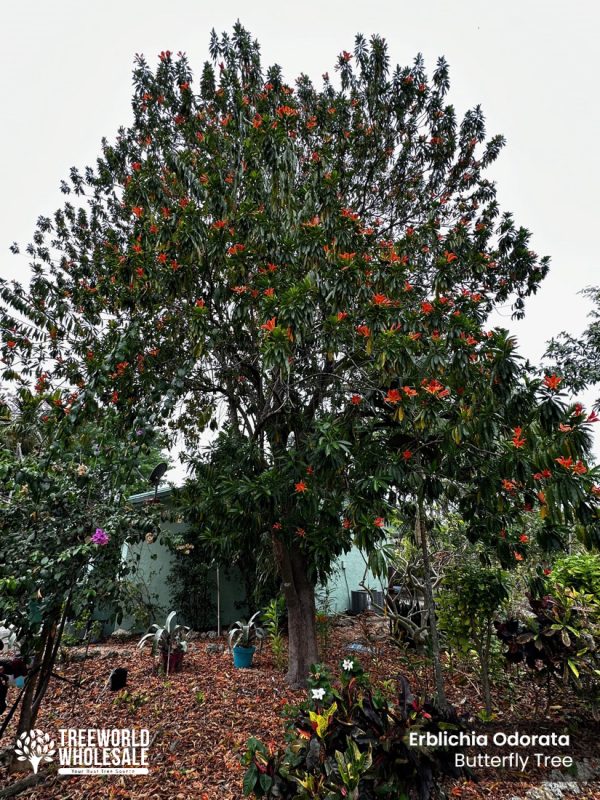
[[119, 490, 384, 631]]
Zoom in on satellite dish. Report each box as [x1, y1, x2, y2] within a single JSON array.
[[149, 462, 168, 500], [149, 462, 168, 486]]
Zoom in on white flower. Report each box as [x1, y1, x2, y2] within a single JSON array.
[[342, 659, 354, 671], [311, 687, 326, 700]]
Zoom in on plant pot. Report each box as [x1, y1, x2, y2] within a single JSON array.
[[161, 649, 184, 673], [232, 645, 256, 669]]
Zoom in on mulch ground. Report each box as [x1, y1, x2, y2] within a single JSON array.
[[1, 615, 599, 799]]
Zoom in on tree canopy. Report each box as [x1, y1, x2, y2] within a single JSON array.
[[1, 24, 598, 686]]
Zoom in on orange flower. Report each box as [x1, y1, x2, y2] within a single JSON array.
[[558, 423, 573, 432], [402, 450, 412, 460], [132, 206, 143, 218], [132, 162, 142, 171], [261, 317, 277, 332], [422, 379, 445, 395], [373, 293, 391, 306], [385, 389, 402, 404], [572, 460, 587, 475], [543, 374, 562, 391], [337, 311, 348, 321], [374, 517, 385, 528], [276, 105, 298, 117], [514, 552, 524, 561], [403, 386, 418, 397], [342, 518, 352, 529], [6, 340, 16, 349], [502, 479, 517, 492], [519, 534, 529, 543], [339, 252, 356, 262], [444, 251, 458, 263], [263, 288, 275, 297], [588, 410, 599, 423], [350, 395, 362, 405], [356, 325, 371, 337], [296, 528, 306, 538], [555, 456, 573, 469], [512, 426, 526, 448], [421, 301, 434, 314], [295, 481, 308, 493]]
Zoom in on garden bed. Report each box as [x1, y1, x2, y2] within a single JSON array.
[[1, 616, 598, 799]]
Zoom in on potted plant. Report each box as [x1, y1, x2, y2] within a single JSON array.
[[228, 611, 265, 668], [137, 611, 190, 675]]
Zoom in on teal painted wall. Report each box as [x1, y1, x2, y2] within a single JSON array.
[[119, 490, 386, 630], [317, 551, 385, 614]]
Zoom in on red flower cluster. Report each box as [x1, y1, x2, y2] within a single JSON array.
[[385, 389, 402, 404], [543, 374, 562, 391], [533, 469, 552, 480], [555, 456, 587, 474], [512, 426, 526, 448]]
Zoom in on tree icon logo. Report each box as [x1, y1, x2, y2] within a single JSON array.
[[14, 730, 55, 773]]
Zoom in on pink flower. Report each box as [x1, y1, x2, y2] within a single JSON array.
[[91, 528, 109, 546]]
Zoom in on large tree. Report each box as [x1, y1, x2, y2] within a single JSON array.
[[1, 24, 568, 685]]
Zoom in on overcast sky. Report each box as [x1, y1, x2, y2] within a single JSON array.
[[1, 0, 598, 463]]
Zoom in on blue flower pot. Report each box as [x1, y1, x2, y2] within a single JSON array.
[[233, 645, 256, 668]]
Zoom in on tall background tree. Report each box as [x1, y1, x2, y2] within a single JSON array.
[[546, 286, 600, 410], [4, 23, 595, 686]]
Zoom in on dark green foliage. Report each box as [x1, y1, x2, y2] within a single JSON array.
[[241, 661, 467, 799], [495, 589, 600, 697], [169, 556, 216, 631]]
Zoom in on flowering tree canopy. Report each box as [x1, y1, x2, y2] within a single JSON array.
[[1, 24, 598, 685]]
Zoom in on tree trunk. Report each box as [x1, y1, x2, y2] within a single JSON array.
[[272, 537, 318, 687], [415, 499, 449, 713], [479, 621, 493, 715]]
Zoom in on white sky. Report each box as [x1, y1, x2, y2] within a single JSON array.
[[1, 0, 598, 465]]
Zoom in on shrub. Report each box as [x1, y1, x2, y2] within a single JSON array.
[[241, 661, 466, 799], [550, 552, 600, 597], [263, 596, 287, 671], [495, 587, 600, 705], [438, 560, 511, 714]]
